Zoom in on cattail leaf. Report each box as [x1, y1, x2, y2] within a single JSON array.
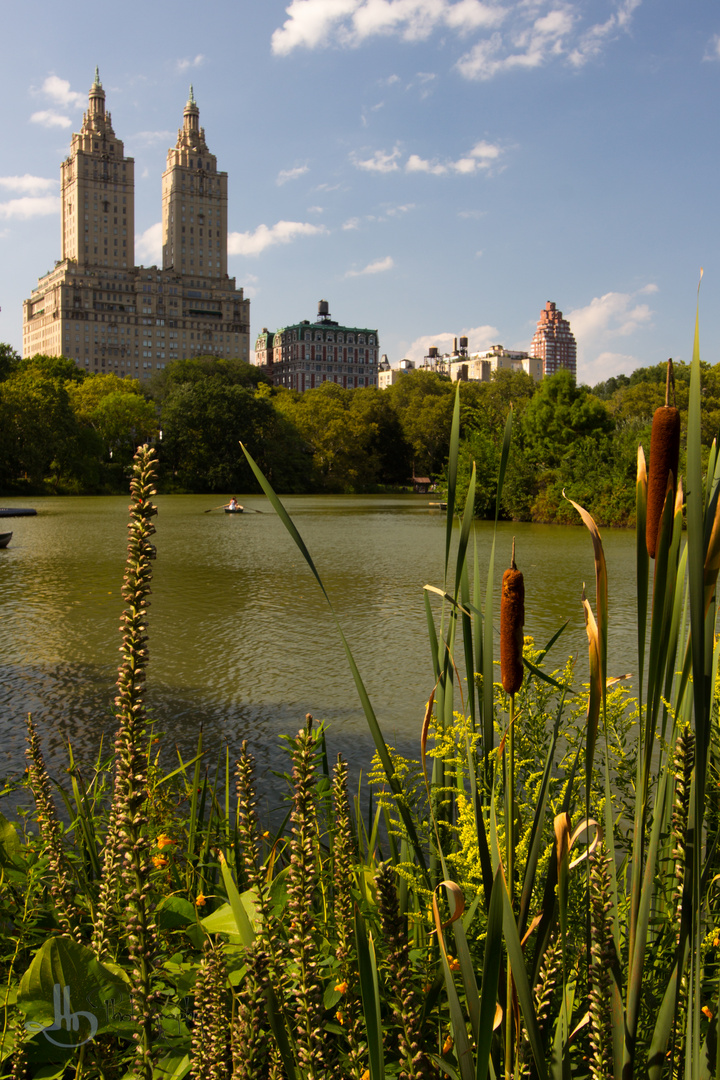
[[636, 445, 649, 699], [500, 873, 549, 1080], [475, 869, 504, 1080], [354, 910, 385, 1080], [522, 656, 574, 695], [567, 819, 601, 871], [564, 493, 607, 685], [240, 441, 430, 884], [432, 887, 475, 1080], [582, 590, 602, 800], [445, 382, 462, 581]]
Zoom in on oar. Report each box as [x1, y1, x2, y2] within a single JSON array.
[[204, 504, 229, 514], [242, 506, 264, 514]]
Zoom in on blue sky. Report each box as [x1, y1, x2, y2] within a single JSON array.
[[1, 0, 718, 384]]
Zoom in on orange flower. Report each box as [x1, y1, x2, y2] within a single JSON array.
[[447, 955, 461, 972], [703, 1005, 713, 1020], [361, 1072, 370, 1080], [337, 1010, 345, 1026], [156, 833, 174, 850], [152, 854, 169, 869], [195, 893, 207, 907], [334, 981, 348, 994], [443, 1034, 454, 1054]]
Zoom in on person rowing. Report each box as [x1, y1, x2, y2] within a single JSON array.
[[228, 497, 243, 511]]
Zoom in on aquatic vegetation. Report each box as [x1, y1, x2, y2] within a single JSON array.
[[1, 301, 720, 1078]]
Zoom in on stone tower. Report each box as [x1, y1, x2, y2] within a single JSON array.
[[530, 301, 577, 380], [161, 87, 228, 278], [59, 68, 135, 269]]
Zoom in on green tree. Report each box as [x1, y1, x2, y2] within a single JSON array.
[[385, 369, 454, 476], [0, 366, 81, 488], [0, 343, 20, 382], [70, 374, 158, 466]]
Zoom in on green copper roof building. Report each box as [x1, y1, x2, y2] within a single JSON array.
[[254, 299, 379, 392]]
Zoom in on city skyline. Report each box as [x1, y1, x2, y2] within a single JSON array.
[[1, 1, 718, 384]]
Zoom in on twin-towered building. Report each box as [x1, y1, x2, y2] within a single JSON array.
[[254, 300, 379, 391], [23, 71, 249, 379]]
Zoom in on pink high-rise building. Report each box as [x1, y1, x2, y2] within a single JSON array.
[[530, 301, 577, 380]]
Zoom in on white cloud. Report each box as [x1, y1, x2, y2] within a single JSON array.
[[272, 0, 639, 75], [343, 216, 362, 230], [581, 351, 640, 384], [30, 110, 71, 129], [569, 0, 641, 67], [353, 146, 402, 172], [567, 286, 656, 381], [345, 255, 394, 277], [38, 75, 85, 108], [0, 195, 61, 220], [307, 205, 324, 213], [0, 175, 57, 196], [277, 164, 310, 185], [135, 222, 162, 264], [227, 220, 327, 256], [703, 33, 720, 61], [176, 54, 206, 73], [272, 0, 506, 54], [406, 139, 503, 175], [404, 324, 498, 363]]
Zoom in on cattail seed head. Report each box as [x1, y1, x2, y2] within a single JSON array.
[[500, 542, 524, 695], [646, 360, 681, 559]]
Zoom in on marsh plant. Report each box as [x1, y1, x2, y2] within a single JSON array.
[[2, 312, 720, 1080]]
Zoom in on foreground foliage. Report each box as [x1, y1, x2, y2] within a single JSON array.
[[3, 303, 720, 1078]]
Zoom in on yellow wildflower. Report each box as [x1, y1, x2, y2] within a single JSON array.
[[152, 854, 168, 869], [156, 833, 174, 849], [334, 981, 348, 994], [195, 893, 207, 907], [443, 1034, 454, 1054]]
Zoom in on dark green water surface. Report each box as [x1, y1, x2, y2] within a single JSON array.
[[0, 494, 639, 789]]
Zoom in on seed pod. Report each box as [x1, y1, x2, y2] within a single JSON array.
[[501, 540, 524, 695], [646, 359, 681, 559]]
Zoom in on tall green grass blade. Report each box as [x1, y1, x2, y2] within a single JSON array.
[[241, 441, 429, 881], [355, 909, 385, 1080], [475, 869, 503, 1080], [500, 874, 548, 1080], [482, 410, 513, 766], [445, 383, 462, 581]]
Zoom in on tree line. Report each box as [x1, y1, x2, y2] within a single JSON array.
[[1, 342, 717, 525]]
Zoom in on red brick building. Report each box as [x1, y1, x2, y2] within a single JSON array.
[[530, 301, 577, 380]]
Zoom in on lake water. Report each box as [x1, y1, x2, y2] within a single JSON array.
[[0, 494, 640, 796]]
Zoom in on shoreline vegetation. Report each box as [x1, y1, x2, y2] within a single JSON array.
[[3, 312, 720, 1078], [2, 341, 720, 525]]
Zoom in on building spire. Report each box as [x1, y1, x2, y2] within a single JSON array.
[[94, 66, 101, 86], [188, 84, 196, 106]]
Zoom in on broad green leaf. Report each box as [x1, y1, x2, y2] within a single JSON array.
[[18, 935, 130, 1044]]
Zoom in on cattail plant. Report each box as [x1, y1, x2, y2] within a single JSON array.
[[375, 861, 436, 1080], [25, 715, 82, 941], [92, 445, 159, 1080], [646, 358, 681, 559], [286, 724, 330, 1079], [500, 539, 524, 1079]]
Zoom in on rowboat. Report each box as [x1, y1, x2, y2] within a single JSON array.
[[0, 532, 12, 549], [224, 507, 244, 514], [0, 508, 36, 518]]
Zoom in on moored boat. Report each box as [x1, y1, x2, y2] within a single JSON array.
[[0, 508, 36, 518], [0, 532, 12, 548]]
